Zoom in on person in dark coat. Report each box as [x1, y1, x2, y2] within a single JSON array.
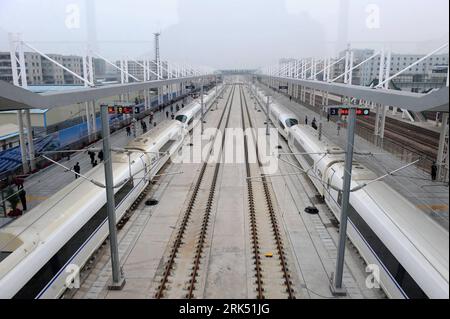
[[142, 121, 148, 133], [305, 116, 308, 125], [431, 162, 438, 181], [93, 160, 98, 168], [88, 151, 95, 165], [126, 126, 131, 136], [18, 186, 27, 211], [98, 150, 104, 162], [311, 118, 318, 130], [74, 162, 80, 179], [166, 111, 169, 118]]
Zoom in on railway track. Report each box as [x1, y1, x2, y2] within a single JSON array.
[[154, 84, 236, 299], [356, 118, 438, 159], [239, 85, 295, 299]]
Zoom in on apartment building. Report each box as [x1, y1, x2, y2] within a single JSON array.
[[0, 51, 43, 85], [0, 52, 91, 85]]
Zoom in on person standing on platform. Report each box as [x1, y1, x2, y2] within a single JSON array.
[[431, 162, 438, 181], [327, 113, 331, 122], [88, 151, 95, 165], [74, 162, 80, 179], [93, 160, 98, 168], [98, 150, 104, 162], [18, 186, 27, 211], [142, 121, 148, 133], [149, 112, 154, 125], [126, 126, 131, 136], [166, 111, 169, 118], [305, 116, 308, 125]]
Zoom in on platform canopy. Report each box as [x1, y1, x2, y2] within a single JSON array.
[[257, 75, 449, 113], [0, 75, 208, 111]]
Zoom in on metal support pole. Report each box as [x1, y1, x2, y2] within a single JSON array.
[[437, 113, 449, 181], [85, 103, 92, 139], [331, 106, 356, 296], [25, 110, 35, 171], [91, 101, 97, 137], [266, 95, 270, 136], [201, 78, 204, 134], [16, 110, 28, 174], [318, 122, 323, 141], [101, 106, 126, 290]]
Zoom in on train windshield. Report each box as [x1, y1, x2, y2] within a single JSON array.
[[285, 118, 299, 127], [175, 115, 188, 123]]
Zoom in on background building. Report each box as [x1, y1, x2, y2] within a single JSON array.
[[62, 55, 83, 85], [0, 51, 43, 85], [330, 49, 449, 92]]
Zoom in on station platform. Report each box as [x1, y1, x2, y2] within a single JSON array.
[[71, 84, 384, 299], [0, 97, 192, 225], [258, 84, 449, 231]]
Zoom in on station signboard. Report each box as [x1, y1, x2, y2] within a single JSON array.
[[328, 107, 370, 116], [107, 105, 134, 115]]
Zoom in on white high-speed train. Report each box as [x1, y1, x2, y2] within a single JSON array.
[[268, 102, 299, 140], [256, 88, 449, 299], [175, 86, 221, 131], [0, 87, 223, 299]]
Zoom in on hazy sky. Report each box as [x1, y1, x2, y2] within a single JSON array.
[[0, 0, 448, 69]]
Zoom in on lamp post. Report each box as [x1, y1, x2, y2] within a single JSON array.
[[101, 105, 126, 290], [330, 102, 357, 296]]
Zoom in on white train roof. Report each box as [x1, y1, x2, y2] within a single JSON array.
[[270, 102, 298, 120], [126, 120, 182, 152], [363, 181, 449, 285]]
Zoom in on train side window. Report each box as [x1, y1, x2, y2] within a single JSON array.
[[337, 191, 342, 206], [347, 204, 428, 299], [278, 120, 286, 130], [0, 251, 12, 263], [327, 179, 330, 190]]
